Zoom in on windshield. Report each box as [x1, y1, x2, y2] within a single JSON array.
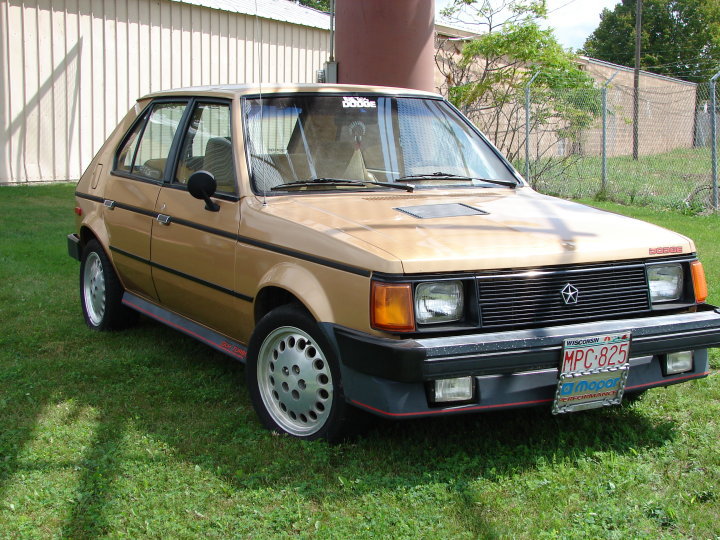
[[244, 95, 517, 193]]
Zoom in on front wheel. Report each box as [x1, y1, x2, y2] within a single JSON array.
[[246, 305, 357, 440], [80, 239, 136, 330]]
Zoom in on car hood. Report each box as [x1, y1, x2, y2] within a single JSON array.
[[255, 188, 694, 274]]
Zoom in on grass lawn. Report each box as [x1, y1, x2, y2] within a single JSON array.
[[526, 147, 715, 211], [1, 184, 718, 538]]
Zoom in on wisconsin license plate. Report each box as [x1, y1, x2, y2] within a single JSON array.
[[552, 332, 631, 414]]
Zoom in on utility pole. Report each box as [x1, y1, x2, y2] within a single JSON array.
[[633, 0, 642, 160]]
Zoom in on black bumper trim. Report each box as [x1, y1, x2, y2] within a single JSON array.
[[348, 370, 710, 418], [331, 308, 720, 383], [67, 233, 81, 261], [351, 396, 554, 418]]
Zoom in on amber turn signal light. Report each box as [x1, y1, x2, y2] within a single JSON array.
[[371, 282, 414, 332], [691, 260, 708, 303]]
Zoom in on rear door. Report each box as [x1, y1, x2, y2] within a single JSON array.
[[104, 100, 189, 300], [150, 100, 244, 338]]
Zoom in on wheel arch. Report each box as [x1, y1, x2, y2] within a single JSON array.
[[79, 225, 99, 248], [78, 216, 110, 253], [78, 222, 125, 286], [254, 263, 335, 325]]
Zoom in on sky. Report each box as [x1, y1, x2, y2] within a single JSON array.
[[436, 0, 621, 51]]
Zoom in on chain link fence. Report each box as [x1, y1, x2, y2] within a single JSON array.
[[482, 81, 719, 213]]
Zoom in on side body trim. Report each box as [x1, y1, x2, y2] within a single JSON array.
[[110, 246, 253, 302], [122, 292, 248, 362], [235, 234, 371, 277], [77, 190, 371, 277], [76, 191, 104, 204]]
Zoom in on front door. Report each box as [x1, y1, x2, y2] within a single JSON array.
[[150, 101, 243, 338]]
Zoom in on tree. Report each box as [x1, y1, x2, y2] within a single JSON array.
[[297, 0, 331, 12], [581, 0, 720, 83], [437, 0, 600, 184]]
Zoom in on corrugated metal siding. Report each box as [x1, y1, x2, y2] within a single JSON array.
[[169, 0, 331, 31], [0, 0, 330, 184]]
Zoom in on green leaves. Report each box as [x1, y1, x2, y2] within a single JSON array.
[[439, 0, 599, 169], [581, 0, 720, 83], [296, 0, 330, 12]]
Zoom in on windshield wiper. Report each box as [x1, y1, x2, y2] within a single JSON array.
[[270, 177, 414, 192], [397, 172, 517, 188]]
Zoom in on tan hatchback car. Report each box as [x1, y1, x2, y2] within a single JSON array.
[[68, 84, 720, 440]]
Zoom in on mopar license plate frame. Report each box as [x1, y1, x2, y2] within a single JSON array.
[[552, 332, 631, 414]]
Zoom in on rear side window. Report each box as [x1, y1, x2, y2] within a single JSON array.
[[115, 102, 187, 181]]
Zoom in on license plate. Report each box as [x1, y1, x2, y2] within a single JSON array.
[[552, 332, 631, 414]]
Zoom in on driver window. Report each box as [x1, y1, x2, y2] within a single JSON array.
[[176, 102, 236, 194]]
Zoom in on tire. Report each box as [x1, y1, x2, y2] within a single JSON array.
[[246, 305, 358, 441], [80, 239, 136, 331]]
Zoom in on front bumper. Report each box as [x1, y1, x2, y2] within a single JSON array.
[[323, 308, 720, 418]]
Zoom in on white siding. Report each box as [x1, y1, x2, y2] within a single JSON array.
[[0, 0, 330, 183]]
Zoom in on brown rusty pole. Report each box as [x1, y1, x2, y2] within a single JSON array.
[[334, 0, 436, 93]]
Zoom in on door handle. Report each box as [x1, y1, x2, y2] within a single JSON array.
[[157, 214, 171, 225]]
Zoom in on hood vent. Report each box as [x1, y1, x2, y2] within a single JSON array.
[[395, 203, 488, 219]]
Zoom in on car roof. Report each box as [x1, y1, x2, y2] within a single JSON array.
[[142, 83, 443, 101]]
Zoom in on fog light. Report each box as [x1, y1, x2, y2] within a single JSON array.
[[665, 351, 693, 375], [432, 377, 474, 403]]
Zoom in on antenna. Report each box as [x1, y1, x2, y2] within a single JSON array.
[[253, 0, 267, 206]]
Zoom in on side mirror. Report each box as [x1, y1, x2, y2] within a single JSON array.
[[187, 171, 220, 212]]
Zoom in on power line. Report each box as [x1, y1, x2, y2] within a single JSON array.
[[546, 0, 581, 15]]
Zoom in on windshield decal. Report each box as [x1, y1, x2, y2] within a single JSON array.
[[342, 96, 377, 109]]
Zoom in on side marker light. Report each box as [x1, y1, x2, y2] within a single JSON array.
[[691, 260, 708, 303]]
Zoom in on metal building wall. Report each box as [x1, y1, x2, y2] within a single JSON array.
[[0, 0, 330, 184]]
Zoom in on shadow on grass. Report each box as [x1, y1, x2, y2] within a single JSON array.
[[60, 414, 126, 538]]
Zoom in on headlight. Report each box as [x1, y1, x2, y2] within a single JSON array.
[[415, 281, 464, 324], [647, 263, 683, 303]]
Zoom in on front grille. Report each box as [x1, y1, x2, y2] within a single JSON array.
[[478, 262, 651, 331]]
